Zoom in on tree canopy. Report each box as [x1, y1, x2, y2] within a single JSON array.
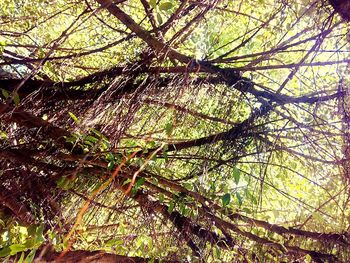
[[1, 0, 350, 262]]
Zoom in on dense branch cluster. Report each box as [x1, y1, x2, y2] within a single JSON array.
[[1, 0, 350, 262]]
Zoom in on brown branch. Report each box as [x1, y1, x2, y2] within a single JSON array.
[[0, 103, 85, 154], [140, 169, 348, 246], [235, 59, 350, 71], [1, 70, 341, 108], [212, 25, 337, 63], [94, 0, 192, 62], [153, 103, 271, 153], [0, 35, 133, 66], [257, 135, 341, 164], [0, 186, 35, 225], [94, 0, 274, 102], [0, 102, 70, 142], [36, 249, 154, 263], [168, 1, 215, 46], [32, 148, 342, 259], [328, 0, 350, 21], [140, 0, 157, 31], [156, 0, 189, 34], [0, 148, 63, 173], [130, 189, 234, 255], [142, 98, 237, 125], [117, 173, 338, 262], [93, 0, 336, 106]]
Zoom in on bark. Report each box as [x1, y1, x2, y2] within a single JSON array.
[[0, 186, 34, 225], [34, 250, 153, 263], [0, 102, 70, 141], [329, 0, 350, 21]]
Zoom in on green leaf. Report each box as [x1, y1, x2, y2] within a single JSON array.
[[106, 153, 115, 170], [214, 246, 221, 259], [179, 203, 187, 215], [18, 252, 25, 263], [221, 193, 231, 207], [245, 190, 257, 205], [0, 247, 11, 257], [183, 182, 193, 190], [168, 201, 175, 213], [27, 225, 37, 237], [232, 167, 240, 184], [107, 160, 115, 170], [24, 249, 36, 263], [9, 244, 27, 255], [147, 140, 156, 148], [68, 112, 80, 124], [23, 239, 35, 249], [249, 192, 258, 205], [135, 177, 145, 188], [100, 139, 110, 150], [13, 91, 20, 106], [84, 140, 94, 147], [91, 128, 104, 138], [236, 192, 243, 206], [65, 134, 79, 144], [56, 177, 73, 190], [91, 182, 103, 193], [122, 178, 131, 186], [85, 135, 98, 144], [305, 254, 312, 263], [131, 178, 145, 196], [242, 208, 252, 214], [106, 152, 114, 161], [156, 13, 163, 25], [34, 224, 45, 244], [56, 176, 67, 188], [165, 122, 173, 136], [159, 2, 173, 10], [163, 150, 168, 162], [149, 0, 157, 8], [106, 238, 124, 247], [1, 88, 9, 99], [0, 130, 7, 140]]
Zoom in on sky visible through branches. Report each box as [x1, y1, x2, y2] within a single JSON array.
[[1, 0, 350, 262]]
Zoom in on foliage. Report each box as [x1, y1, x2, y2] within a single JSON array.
[[1, 0, 350, 262]]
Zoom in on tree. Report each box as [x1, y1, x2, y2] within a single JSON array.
[[1, 0, 350, 262]]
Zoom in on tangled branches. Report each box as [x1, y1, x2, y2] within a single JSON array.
[[1, 0, 350, 262]]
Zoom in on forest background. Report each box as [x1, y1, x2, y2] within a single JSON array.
[[1, 0, 350, 262]]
